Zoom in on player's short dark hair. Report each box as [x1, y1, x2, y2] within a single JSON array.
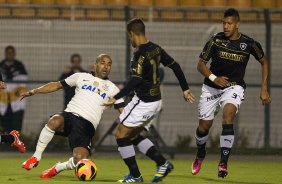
[[224, 8, 240, 21], [127, 18, 145, 35], [5, 45, 15, 53], [70, 53, 81, 63]]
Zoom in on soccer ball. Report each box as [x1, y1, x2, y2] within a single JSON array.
[[75, 159, 98, 181]]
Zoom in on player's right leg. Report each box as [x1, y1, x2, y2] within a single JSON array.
[[40, 147, 89, 179], [192, 119, 212, 175], [116, 124, 144, 183], [40, 157, 75, 179], [41, 113, 94, 179], [40, 146, 88, 179], [192, 84, 220, 175], [22, 114, 64, 170]]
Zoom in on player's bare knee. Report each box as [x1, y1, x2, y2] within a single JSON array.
[[47, 115, 64, 131], [222, 113, 235, 124], [199, 120, 212, 133]]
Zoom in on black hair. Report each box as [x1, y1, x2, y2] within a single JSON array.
[[224, 8, 240, 21], [5, 45, 15, 53], [70, 53, 81, 63], [126, 18, 145, 35]]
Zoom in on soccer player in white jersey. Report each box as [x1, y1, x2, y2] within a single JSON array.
[[191, 8, 271, 178], [20, 54, 125, 178]]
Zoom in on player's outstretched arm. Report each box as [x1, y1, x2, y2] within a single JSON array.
[[103, 77, 142, 108], [167, 61, 195, 103], [258, 56, 271, 105], [20, 81, 63, 100], [197, 59, 229, 88], [103, 98, 117, 109]]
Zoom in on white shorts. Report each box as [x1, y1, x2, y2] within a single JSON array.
[[198, 84, 245, 120], [119, 95, 162, 128]]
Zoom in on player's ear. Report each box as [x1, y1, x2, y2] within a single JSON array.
[[128, 31, 134, 38], [236, 22, 240, 29]]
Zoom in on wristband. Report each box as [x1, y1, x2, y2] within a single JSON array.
[[208, 74, 217, 82], [28, 89, 35, 95]]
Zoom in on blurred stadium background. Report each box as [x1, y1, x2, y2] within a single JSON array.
[[0, 0, 281, 152]]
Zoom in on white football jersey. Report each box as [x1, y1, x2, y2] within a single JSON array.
[[64, 73, 123, 129]]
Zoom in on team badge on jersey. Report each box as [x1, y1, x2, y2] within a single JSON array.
[[101, 83, 109, 91], [240, 43, 247, 50], [93, 81, 99, 87]]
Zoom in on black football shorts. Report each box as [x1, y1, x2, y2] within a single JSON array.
[[55, 111, 95, 153]]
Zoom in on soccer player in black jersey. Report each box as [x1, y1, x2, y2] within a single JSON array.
[[0, 72, 25, 153], [104, 18, 195, 183], [191, 8, 271, 178]]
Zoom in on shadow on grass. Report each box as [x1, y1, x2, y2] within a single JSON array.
[[197, 176, 273, 184], [93, 179, 120, 182], [168, 174, 273, 184]]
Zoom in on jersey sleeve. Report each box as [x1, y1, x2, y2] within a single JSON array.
[[131, 53, 144, 78], [63, 73, 80, 87], [199, 38, 216, 62], [250, 40, 264, 61], [160, 48, 175, 66]]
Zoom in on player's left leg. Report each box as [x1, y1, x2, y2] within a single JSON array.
[[131, 134, 173, 183], [40, 147, 88, 179], [218, 103, 237, 178], [218, 85, 244, 178], [0, 130, 25, 153]]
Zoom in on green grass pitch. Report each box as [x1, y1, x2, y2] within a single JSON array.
[[0, 154, 281, 184]]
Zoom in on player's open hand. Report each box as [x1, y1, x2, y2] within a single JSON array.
[[0, 81, 6, 89], [214, 76, 229, 88], [102, 98, 116, 109], [183, 89, 195, 103], [260, 89, 271, 105], [20, 90, 35, 100]]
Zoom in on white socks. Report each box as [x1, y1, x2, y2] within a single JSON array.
[[118, 145, 136, 159], [33, 124, 55, 160], [136, 138, 154, 154], [220, 135, 235, 148], [55, 157, 75, 172]]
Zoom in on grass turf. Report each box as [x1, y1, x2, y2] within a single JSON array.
[[0, 155, 281, 184]]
